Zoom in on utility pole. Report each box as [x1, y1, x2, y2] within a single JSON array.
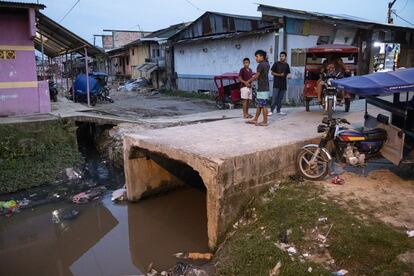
[[387, 0, 397, 24]]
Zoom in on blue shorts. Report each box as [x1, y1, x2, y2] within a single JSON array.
[[256, 91, 269, 107], [256, 98, 268, 107]]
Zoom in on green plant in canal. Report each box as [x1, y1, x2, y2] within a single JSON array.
[[0, 120, 82, 194], [215, 182, 414, 276]]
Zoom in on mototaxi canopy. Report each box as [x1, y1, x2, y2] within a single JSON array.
[[331, 68, 414, 96]]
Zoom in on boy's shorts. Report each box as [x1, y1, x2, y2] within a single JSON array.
[[240, 87, 252, 100], [255, 91, 269, 108]]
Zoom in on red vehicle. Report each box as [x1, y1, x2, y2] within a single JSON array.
[[303, 44, 359, 112], [214, 73, 242, 109]]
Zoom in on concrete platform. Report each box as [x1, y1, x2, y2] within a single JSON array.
[[123, 103, 370, 249]]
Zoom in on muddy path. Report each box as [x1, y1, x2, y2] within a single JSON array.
[[320, 163, 414, 229]]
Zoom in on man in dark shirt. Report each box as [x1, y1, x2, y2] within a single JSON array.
[[246, 49, 270, 126], [239, 57, 254, 119], [270, 51, 290, 115]]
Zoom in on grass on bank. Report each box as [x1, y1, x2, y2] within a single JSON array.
[[216, 181, 414, 276], [162, 90, 214, 100], [0, 120, 82, 194]]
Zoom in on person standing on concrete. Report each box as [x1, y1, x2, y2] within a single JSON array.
[[270, 51, 290, 115], [246, 50, 270, 126], [239, 58, 254, 119]]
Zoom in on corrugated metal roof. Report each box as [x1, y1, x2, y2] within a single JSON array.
[[0, 1, 45, 9], [258, 4, 414, 31], [171, 11, 274, 42], [174, 28, 274, 44], [210, 11, 261, 21], [35, 12, 104, 57]]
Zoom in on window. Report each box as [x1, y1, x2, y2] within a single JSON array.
[[291, 48, 305, 67], [132, 49, 135, 56]]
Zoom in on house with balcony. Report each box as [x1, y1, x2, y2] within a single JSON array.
[[127, 23, 189, 88]]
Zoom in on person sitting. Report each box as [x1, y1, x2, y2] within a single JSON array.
[[316, 63, 337, 103]]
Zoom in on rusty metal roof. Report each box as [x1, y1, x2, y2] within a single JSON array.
[[0, 1, 45, 9], [258, 4, 414, 32], [171, 11, 274, 42], [34, 12, 105, 58]]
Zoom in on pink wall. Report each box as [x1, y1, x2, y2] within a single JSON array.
[[0, 9, 33, 45], [0, 8, 51, 116], [0, 51, 37, 82], [0, 82, 51, 116]]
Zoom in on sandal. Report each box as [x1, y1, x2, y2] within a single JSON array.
[[245, 120, 257, 125], [257, 122, 268, 126]]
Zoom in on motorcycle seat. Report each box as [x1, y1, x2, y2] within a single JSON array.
[[363, 128, 387, 141]]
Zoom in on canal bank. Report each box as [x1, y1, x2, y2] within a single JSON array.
[[0, 118, 211, 275]]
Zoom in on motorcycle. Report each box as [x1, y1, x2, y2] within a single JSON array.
[[48, 80, 58, 102], [320, 72, 351, 119], [69, 72, 113, 106], [296, 116, 388, 180]]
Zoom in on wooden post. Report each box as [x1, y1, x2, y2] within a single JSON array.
[[84, 47, 90, 107]]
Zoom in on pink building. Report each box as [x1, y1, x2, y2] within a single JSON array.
[[0, 2, 50, 117]]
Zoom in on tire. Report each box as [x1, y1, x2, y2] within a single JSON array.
[[305, 98, 310, 112], [296, 146, 330, 181], [216, 99, 225, 109], [327, 98, 334, 120], [91, 97, 97, 106], [345, 98, 351, 112]]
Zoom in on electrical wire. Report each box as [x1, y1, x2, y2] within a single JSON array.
[[184, 0, 203, 11], [396, 0, 408, 13], [59, 0, 81, 23], [392, 11, 414, 26]]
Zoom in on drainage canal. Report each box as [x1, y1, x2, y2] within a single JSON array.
[[0, 122, 209, 275]]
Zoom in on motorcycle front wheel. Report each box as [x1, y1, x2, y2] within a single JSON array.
[[296, 146, 330, 180], [327, 98, 334, 120]]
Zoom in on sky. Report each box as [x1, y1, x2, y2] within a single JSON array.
[[25, 0, 414, 45]]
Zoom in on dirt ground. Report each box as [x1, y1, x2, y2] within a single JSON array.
[[94, 89, 216, 120], [320, 164, 414, 229]]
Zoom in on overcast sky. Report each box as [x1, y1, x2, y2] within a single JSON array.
[[30, 0, 414, 45]]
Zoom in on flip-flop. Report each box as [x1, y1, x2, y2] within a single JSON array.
[[257, 122, 268, 126], [245, 120, 257, 125]]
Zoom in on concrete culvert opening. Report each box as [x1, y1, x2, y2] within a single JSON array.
[[125, 147, 212, 248], [127, 147, 206, 197]]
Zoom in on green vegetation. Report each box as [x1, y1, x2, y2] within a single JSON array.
[[0, 120, 82, 194], [162, 90, 214, 100], [216, 182, 414, 276]]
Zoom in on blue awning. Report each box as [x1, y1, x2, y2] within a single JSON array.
[[331, 68, 414, 96]]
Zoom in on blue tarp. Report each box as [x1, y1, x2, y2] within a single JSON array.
[[74, 74, 100, 95], [331, 68, 414, 96]]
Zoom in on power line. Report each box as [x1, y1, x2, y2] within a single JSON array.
[[396, 0, 408, 13], [392, 11, 414, 26], [59, 0, 80, 23], [184, 0, 203, 11]]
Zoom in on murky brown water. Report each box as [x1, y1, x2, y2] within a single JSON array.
[[0, 187, 208, 276]]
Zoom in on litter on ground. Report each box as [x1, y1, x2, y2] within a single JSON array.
[[52, 208, 80, 224], [269, 261, 282, 276], [0, 200, 18, 216], [331, 269, 349, 276], [65, 168, 82, 180], [72, 187, 106, 204], [173, 252, 213, 260], [112, 188, 127, 202]]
